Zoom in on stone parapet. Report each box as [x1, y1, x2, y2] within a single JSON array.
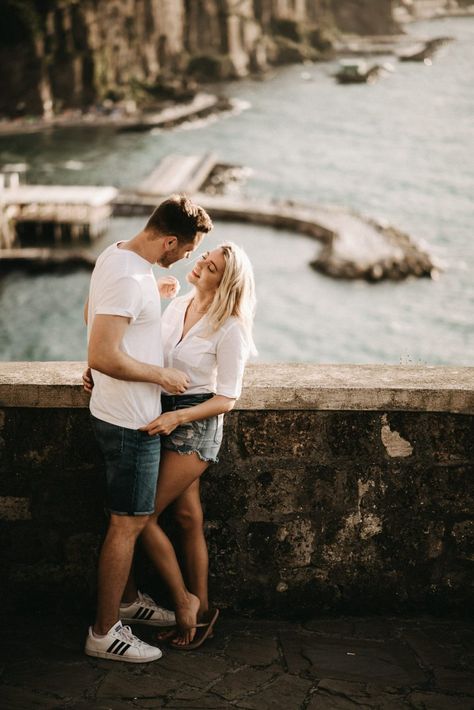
[[1, 361, 473, 412], [0, 362, 473, 615]]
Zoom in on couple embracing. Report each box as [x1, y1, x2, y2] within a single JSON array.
[[83, 195, 256, 662]]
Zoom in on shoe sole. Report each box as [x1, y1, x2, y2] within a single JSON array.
[[121, 617, 175, 627], [85, 648, 162, 663]]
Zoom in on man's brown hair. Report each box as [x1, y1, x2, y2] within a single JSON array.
[[145, 194, 213, 244]]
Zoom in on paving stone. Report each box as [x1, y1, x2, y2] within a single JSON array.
[[4, 660, 103, 699], [352, 619, 397, 641], [279, 628, 314, 674], [166, 696, 233, 708], [433, 668, 474, 695], [211, 664, 280, 701], [66, 702, 136, 710], [304, 619, 356, 637], [403, 629, 462, 669], [224, 633, 279, 667], [0, 685, 63, 709], [408, 692, 474, 709], [156, 652, 229, 687], [97, 664, 189, 699], [301, 637, 426, 686], [235, 673, 312, 710], [310, 678, 411, 710]]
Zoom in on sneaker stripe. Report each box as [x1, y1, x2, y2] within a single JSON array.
[[107, 639, 121, 653], [118, 643, 131, 655], [137, 607, 150, 620], [144, 609, 155, 620], [133, 609, 144, 619]]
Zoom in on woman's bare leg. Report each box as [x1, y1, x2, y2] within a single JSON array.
[[139, 450, 209, 644], [174, 479, 209, 615]]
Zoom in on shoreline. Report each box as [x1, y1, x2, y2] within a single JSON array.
[[1, 11, 471, 138]]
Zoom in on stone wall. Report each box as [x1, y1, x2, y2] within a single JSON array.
[[0, 362, 473, 617], [1, 0, 398, 116]]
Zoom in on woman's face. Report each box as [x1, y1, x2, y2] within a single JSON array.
[[187, 248, 226, 293]]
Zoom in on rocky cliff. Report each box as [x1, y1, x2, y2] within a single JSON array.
[[1, 0, 398, 117]]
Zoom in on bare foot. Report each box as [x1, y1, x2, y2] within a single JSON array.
[[174, 593, 200, 645], [156, 628, 177, 641]]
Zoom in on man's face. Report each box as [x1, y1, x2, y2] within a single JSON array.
[[158, 233, 204, 268]]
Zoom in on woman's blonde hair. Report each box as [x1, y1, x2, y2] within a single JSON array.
[[203, 242, 257, 356]]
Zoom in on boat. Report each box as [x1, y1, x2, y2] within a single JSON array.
[[334, 60, 389, 85]]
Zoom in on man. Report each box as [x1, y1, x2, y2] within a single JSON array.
[[84, 195, 213, 662]]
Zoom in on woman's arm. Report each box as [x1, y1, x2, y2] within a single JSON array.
[[140, 395, 235, 436]]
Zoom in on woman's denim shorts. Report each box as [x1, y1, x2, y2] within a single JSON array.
[[161, 393, 223, 464]]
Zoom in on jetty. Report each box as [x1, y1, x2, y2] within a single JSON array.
[[0, 248, 96, 274], [138, 152, 218, 195], [1, 154, 439, 282], [398, 36, 453, 62], [115, 190, 439, 282], [0, 173, 117, 271]]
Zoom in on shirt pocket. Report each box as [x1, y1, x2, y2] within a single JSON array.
[[182, 337, 215, 367]]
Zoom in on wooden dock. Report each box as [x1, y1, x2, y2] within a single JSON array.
[[0, 248, 95, 273], [0, 183, 117, 248], [0, 154, 439, 282]]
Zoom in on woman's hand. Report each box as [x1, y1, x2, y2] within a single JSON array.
[[140, 411, 182, 436], [157, 275, 181, 299], [82, 366, 94, 394]]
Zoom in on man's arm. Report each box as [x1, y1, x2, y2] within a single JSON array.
[[88, 314, 189, 393]]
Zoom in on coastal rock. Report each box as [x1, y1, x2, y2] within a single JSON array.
[[310, 213, 440, 282], [0, 0, 400, 118]]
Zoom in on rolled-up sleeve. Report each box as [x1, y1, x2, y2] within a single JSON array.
[[215, 322, 249, 399]]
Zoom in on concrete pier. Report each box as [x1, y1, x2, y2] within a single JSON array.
[[138, 153, 218, 195]]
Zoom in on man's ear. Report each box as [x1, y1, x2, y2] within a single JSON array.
[[164, 236, 178, 251]]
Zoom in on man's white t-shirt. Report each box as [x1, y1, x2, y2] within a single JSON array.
[[87, 242, 163, 429], [162, 292, 248, 399]]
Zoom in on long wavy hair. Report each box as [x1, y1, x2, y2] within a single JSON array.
[[199, 242, 257, 356]]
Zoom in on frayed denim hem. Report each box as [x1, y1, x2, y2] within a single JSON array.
[[163, 447, 219, 464]]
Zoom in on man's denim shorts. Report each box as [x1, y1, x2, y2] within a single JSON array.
[[161, 393, 223, 464], [90, 414, 161, 516]]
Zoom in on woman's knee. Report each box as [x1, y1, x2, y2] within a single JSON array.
[[175, 505, 203, 531]]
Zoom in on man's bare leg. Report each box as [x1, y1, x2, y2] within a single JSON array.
[[94, 513, 149, 635]]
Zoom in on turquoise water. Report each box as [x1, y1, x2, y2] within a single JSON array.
[[0, 17, 473, 364]]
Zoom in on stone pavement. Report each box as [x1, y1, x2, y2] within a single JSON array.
[[1, 613, 473, 709]]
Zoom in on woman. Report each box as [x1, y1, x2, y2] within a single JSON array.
[[85, 242, 256, 649]]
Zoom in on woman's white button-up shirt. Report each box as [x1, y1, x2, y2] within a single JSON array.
[[161, 293, 249, 399]]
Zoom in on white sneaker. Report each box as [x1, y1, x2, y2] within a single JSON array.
[[85, 621, 162, 663], [120, 590, 176, 627]]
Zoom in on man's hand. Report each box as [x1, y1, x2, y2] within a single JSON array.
[[82, 366, 94, 394], [157, 275, 180, 299], [160, 368, 190, 394], [140, 411, 181, 436]]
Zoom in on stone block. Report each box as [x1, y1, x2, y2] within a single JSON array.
[[408, 692, 474, 709], [299, 636, 426, 686], [225, 632, 279, 666], [211, 665, 280, 701], [452, 521, 474, 561], [237, 411, 327, 459], [236, 673, 312, 710]]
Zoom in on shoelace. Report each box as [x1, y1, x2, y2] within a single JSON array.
[[118, 625, 147, 648]]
